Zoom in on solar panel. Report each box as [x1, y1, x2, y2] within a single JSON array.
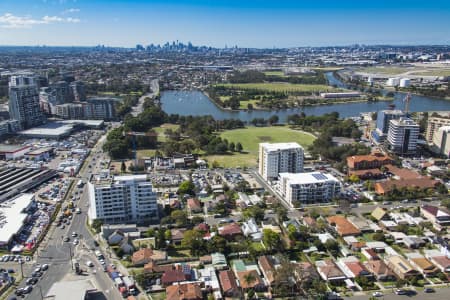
[[312, 173, 327, 181]]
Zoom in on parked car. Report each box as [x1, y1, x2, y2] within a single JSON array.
[[372, 291, 383, 297]]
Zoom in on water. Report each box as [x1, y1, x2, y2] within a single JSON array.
[[161, 73, 450, 122]]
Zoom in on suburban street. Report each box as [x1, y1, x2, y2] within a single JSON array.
[[16, 131, 123, 300]]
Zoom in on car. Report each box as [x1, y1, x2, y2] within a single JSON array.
[[99, 260, 106, 265], [395, 289, 406, 295], [25, 256, 31, 262], [60, 225, 65, 229], [73, 239, 79, 245], [424, 287, 435, 293], [22, 285, 32, 294], [63, 237, 70, 242], [86, 261, 94, 267], [42, 264, 49, 271], [372, 292, 383, 297], [103, 265, 107, 272], [32, 271, 43, 277], [34, 266, 41, 273], [7, 269, 14, 273], [14, 289, 24, 296], [66, 221, 71, 225], [72, 232, 77, 237]]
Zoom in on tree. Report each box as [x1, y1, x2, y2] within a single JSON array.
[[269, 115, 279, 125], [236, 142, 243, 152], [121, 161, 126, 173], [171, 210, 188, 227], [372, 232, 385, 241], [156, 227, 166, 249], [229, 142, 235, 152], [181, 229, 205, 256], [178, 180, 196, 196], [263, 229, 281, 252], [91, 219, 103, 233], [164, 229, 172, 241]]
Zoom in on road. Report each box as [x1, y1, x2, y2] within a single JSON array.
[[17, 131, 123, 300], [347, 288, 450, 300], [131, 79, 159, 117]]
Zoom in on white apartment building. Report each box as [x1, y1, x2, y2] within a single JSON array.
[[426, 115, 450, 143], [277, 172, 341, 207], [258, 142, 304, 181], [432, 126, 450, 157], [88, 173, 158, 224], [387, 118, 420, 155]]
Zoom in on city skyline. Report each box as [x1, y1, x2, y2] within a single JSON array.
[[0, 0, 449, 48]]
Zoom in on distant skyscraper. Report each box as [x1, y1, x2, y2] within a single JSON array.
[[8, 75, 45, 130]]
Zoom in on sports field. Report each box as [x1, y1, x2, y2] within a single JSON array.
[[204, 126, 316, 168]]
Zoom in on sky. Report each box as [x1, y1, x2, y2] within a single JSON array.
[[0, 0, 449, 48]]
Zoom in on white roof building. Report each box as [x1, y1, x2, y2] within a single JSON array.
[[0, 193, 34, 247]]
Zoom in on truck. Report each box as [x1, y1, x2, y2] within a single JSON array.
[[123, 276, 137, 295]]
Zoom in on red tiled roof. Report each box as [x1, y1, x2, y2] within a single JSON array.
[[219, 270, 238, 293], [166, 283, 202, 300], [258, 256, 275, 283], [327, 216, 361, 236], [219, 223, 242, 236]]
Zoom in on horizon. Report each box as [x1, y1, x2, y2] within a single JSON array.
[[0, 0, 450, 48]]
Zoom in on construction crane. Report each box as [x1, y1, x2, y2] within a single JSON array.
[[403, 92, 412, 115], [124, 131, 157, 172]]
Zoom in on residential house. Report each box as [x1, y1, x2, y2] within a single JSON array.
[[219, 223, 243, 239], [379, 220, 398, 231], [347, 216, 375, 233], [405, 253, 438, 277], [241, 218, 262, 241], [132, 248, 167, 266], [258, 256, 276, 286], [365, 242, 388, 253], [161, 264, 192, 286], [327, 216, 361, 237], [211, 252, 228, 270], [403, 236, 426, 249], [171, 228, 186, 245], [337, 256, 373, 279], [197, 266, 220, 292], [361, 248, 380, 261], [219, 270, 240, 298], [261, 219, 282, 234], [424, 250, 450, 273], [187, 198, 202, 214], [236, 270, 265, 291], [364, 260, 396, 281], [302, 216, 317, 229], [346, 153, 393, 172], [371, 207, 389, 222], [166, 283, 203, 300], [421, 205, 450, 230], [315, 260, 347, 283], [293, 262, 319, 287], [385, 255, 420, 280]]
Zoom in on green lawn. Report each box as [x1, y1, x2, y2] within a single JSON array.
[[239, 99, 259, 109], [204, 126, 316, 168], [149, 292, 166, 300], [215, 83, 338, 93], [152, 123, 180, 142], [263, 71, 287, 77]]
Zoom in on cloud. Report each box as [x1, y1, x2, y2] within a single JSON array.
[[62, 8, 80, 14], [0, 13, 80, 28]]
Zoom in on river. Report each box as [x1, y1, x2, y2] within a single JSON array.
[[160, 73, 450, 122]]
